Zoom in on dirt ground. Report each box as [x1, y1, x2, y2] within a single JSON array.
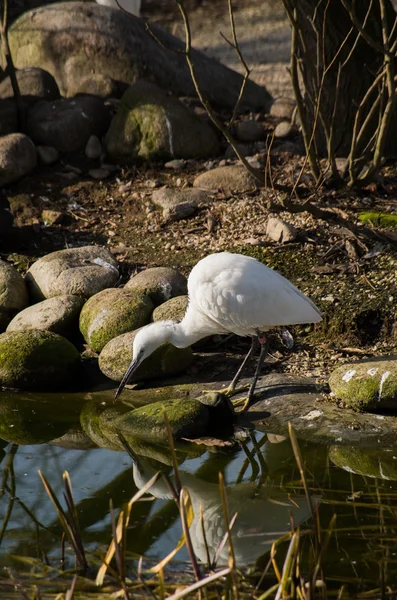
[[3, 0, 397, 384]]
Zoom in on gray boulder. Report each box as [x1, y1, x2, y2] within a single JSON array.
[[152, 296, 188, 323], [106, 81, 220, 162], [125, 266, 187, 306], [0, 259, 29, 331], [26, 96, 110, 153], [99, 329, 193, 382], [329, 358, 397, 412], [0, 133, 37, 186], [8, 2, 271, 110], [0, 330, 80, 390], [193, 165, 258, 192], [0, 67, 60, 105], [7, 294, 84, 338], [25, 246, 119, 301], [151, 187, 208, 222], [80, 288, 153, 352]]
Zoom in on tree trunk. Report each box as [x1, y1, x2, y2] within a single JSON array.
[[282, 0, 397, 159]]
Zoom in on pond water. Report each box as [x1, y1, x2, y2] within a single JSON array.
[[2, 390, 397, 597]]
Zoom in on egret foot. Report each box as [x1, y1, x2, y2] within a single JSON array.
[[200, 384, 249, 399]]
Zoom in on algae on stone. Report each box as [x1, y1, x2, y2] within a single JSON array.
[[99, 329, 193, 382], [329, 445, 397, 480], [0, 330, 81, 390], [79, 288, 153, 352], [152, 296, 189, 322]]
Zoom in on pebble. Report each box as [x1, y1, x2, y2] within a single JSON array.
[[235, 119, 264, 143], [164, 159, 185, 170], [274, 121, 298, 139], [270, 97, 296, 120], [85, 135, 102, 159], [37, 145, 59, 165], [266, 216, 297, 243], [89, 168, 110, 180]]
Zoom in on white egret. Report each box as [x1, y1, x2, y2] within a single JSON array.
[[115, 252, 322, 407], [95, 0, 141, 17]]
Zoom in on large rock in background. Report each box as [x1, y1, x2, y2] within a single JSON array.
[[25, 246, 119, 301], [7, 2, 272, 110], [106, 81, 220, 161]]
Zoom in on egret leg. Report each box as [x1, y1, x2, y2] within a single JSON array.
[[233, 335, 268, 412]]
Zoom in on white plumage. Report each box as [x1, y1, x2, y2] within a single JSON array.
[[95, 0, 141, 17], [115, 252, 322, 405]]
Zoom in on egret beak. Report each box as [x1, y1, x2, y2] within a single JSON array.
[[114, 356, 141, 402]]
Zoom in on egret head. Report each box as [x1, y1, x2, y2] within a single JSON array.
[[114, 320, 175, 401]]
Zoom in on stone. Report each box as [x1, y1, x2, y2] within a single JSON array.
[[7, 294, 84, 339], [270, 97, 296, 121], [0, 67, 60, 105], [224, 143, 252, 159], [0, 330, 81, 390], [85, 135, 102, 159], [0, 98, 18, 135], [151, 187, 208, 222], [41, 209, 64, 225], [67, 73, 120, 99], [125, 266, 187, 306], [193, 165, 258, 192], [0, 133, 37, 186], [274, 121, 298, 139], [105, 81, 220, 162], [152, 296, 189, 323], [99, 329, 193, 383], [235, 120, 264, 143], [36, 145, 59, 165], [115, 398, 209, 445], [26, 96, 110, 153], [329, 446, 397, 480], [266, 216, 297, 243], [25, 245, 119, 301], [89, 168, 110, 180], [79, 288, 153, 352], [80, 401, 129, 451], [8, 2, 271, 109], [96, 0, 141, 17], [328, 358, 397, 412], [164, 159, 185, 170], [0, 259, 29, 331]]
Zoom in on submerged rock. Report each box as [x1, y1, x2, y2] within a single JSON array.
[[125, 266, 187, 306], [329, 445, 397, 480], [25, 245, 119, 301], [152, 296, 189, 323], [328, 358, 397, 411], [106, 81, 220, 162], [0, 330, 81, 390], [0, 259, 29, 331], [80, 288, 153, 352], [99, 329, 193, 382], [116, 398, 210, 445], [6, 294, 84, 338], [80, 401, 129, 451]]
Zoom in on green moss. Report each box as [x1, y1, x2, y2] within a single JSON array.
[[152, 296, 189, 322], [80, 400, 129, 450], [0, 330, 80, 390], [359, 211, 397, 229], [329, 446, 397, 480], [115, 397, 210, 446], [79, 288, 154, 352]]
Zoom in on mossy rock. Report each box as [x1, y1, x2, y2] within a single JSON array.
[[106, 81, 220, 162], [0, 393, 78, 444], [359, 212, 397, 229], [79, 288, 153, 352], [125, 267, 187, 307], [329, 446, 397, 480], [125, 437, 204, 464], [115, 398, 210, 446], [329, 358, 397, 412], [152, 296, 188, 322], [80, 400, 130, 451], [0, 330, 81, 390], [99, 329, 193, 383]]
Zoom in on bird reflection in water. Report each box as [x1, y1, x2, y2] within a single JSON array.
[[127, 434, 320, 567]]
